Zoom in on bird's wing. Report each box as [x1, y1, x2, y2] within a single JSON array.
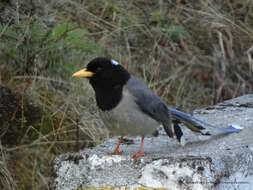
[[126, 77, 243, 139], [125, 77, 173, 137]]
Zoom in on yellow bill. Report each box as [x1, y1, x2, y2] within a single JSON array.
[[72, 68, 94, 78]]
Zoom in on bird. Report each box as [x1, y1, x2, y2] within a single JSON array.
[[72, 57, 242, 162]]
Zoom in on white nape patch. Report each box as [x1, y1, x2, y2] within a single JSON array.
[[111, 59, 120, 66]]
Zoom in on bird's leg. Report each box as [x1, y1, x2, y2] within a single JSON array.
[[133, 136, 144, 162], [113, 136, 123, 155]]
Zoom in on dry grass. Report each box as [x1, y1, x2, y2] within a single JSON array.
[[0, 0, 252, 189], [59, 0, 253, 109], [0, 76, 106, 189]]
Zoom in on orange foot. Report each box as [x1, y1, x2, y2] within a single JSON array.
[[132, 136, 145, 162], [112, 136, 123, 155], [113, 147, 122, 155], [132, 150, 144, 162]]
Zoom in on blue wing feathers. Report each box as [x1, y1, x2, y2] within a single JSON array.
[[169, 108, 242, 134], [126, 76, 242, 136]]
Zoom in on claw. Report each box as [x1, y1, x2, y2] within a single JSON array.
[[132, 136, 145, 162], [132, 150, 144, 162]]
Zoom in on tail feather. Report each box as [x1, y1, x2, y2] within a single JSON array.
[[173, 122, 184, 143], [169, 108, 243, 134]]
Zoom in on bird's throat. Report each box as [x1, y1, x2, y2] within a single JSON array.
[[93, 86, 123, 111]]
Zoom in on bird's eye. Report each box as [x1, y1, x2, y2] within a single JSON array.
[[96, 67, 102, 72]]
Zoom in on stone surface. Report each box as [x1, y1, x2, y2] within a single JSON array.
[[52, 95, 253, 190]]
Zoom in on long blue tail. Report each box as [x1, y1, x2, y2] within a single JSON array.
[[169, 108, 243, 134]]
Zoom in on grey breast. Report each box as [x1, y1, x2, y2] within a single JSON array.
[[100, 78, 160, 136]]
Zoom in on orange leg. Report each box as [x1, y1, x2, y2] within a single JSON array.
[[113, 136, 123, 155], [133, 136, 144, 162]]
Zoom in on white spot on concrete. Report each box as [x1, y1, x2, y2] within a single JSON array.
[[54, 160, 88, 190], [180, 136, 187, 146], [139, 159, 211, 190], [88, 154, 125, 170]]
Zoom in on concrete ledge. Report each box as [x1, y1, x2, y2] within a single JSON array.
[[52, 95, 253, 190]]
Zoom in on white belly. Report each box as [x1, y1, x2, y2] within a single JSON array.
[[100, 89, 160, 136]]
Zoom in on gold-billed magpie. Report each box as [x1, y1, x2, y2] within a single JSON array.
[[72, 57, 242, 162]]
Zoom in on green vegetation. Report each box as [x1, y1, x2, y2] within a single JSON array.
[[0, 18, 101, 76], [0, 0, 252, 189]]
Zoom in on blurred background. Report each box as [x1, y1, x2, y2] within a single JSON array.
[[0, 0, 252, 189]]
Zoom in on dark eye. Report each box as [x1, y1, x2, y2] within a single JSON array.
[[96, 67, 102, 72]]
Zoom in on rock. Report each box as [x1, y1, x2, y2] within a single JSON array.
[[52, 95, 253, 190]]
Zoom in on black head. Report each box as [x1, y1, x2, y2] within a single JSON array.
[[72, 57, 130, 110], [86, 57, 130, 89]]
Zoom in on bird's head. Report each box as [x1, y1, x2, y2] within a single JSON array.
[[72, 57, 130, 90]]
